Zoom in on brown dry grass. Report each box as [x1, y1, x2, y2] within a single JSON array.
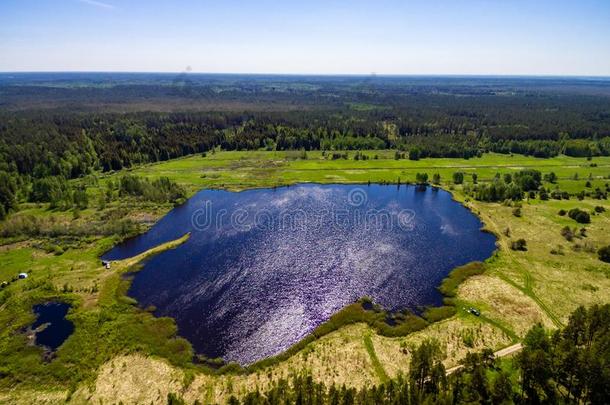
[[72, 354, 184, 405], [64, 317, 511, 404], [459, 275, 555, 336]]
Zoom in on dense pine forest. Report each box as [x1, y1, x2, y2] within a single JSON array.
[[1, 74, 610, 220], [177, 304, 610, 405]]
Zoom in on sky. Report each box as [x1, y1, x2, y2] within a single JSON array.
[[1, 0, 609, 76]]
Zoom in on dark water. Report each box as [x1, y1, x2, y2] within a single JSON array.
[[32, 302, 74, 350], [103, 184, 496, 365]]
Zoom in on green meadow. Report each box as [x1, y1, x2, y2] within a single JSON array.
[[1, 151, 609, 403]]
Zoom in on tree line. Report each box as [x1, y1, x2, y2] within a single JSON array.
[[2, 86, 610, 220], [169, 304, 610, 404]]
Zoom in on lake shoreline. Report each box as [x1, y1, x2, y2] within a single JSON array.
[[105, 182, 498, 370]]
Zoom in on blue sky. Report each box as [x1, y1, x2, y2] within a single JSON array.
[[1, 0, 609, 75]]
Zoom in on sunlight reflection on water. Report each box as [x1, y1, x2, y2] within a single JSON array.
[[103, 184, 496, 365]]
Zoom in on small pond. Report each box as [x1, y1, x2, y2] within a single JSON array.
[[103, 184, 496, 365], [31, 302, 74, 351]]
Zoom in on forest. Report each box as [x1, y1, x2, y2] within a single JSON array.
[[2, 75, 610, 220], [174, 304, 610, 405]]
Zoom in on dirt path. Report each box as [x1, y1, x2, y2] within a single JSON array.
[[473, 203, 563, 328], [445, 342, 523, 376]]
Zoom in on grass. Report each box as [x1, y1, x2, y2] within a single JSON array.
[[0, 234, 195, 398], [124, 151, 610, 193], [439, 262, 487, 299], [1, 150, 609, 403], [363, 333, 389, 382]]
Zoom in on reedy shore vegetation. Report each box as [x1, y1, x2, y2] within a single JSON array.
[[0, 150, 609, 403]]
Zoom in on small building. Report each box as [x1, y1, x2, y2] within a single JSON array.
[[18, 273, 28, 279], [0, 281, 8, 288], [102, 260, 111, 269]]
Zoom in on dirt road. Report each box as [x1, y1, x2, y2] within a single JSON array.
[[445, 343, 523, 376]]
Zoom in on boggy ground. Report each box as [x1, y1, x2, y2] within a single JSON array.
[[0, 151, 609, 404]]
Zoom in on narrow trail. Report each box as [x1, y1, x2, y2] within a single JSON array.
[[445, 343, 523, 376]]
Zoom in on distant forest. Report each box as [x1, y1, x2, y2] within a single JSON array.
[[1, 74, 610, 216]]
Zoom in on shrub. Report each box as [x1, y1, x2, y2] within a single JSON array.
[[550, 246, 564, 255], [568, 208, 591, 224], [512, 207, 522, 217], [423, 306, 457, 323], [594, 206, 606, 213], [514, 169, 542, 191], [432, 173, 441, 185], [598, 245, 610, 263], [510, 239, 527, 251], [558, 209, 567, 216], [551, 190, 570, 200], [452, 172, 464, 184], [544, 172, 557, 183], [415, 173, 428, 184], [561, 226, 575, 241], [119, 175, 186, 204], [462, 330, 475, 348]]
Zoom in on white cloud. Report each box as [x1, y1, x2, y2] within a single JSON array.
[[77, 0, 115, 10]]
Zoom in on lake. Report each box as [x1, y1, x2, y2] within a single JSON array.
[[32, 302, 74, 351], [103, 184, 496, 365]]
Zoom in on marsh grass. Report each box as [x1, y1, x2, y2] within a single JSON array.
[[1, 151, 609, 400]]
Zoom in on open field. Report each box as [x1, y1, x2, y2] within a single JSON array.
[[123, 151, 610, 193], [1, 151, 609, 403]]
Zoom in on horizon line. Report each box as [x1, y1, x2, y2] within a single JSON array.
[[1, 70, 610, 80]]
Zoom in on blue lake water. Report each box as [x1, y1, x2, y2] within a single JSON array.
[[103, 184, 496, 365], [32, 302, 74, 351]]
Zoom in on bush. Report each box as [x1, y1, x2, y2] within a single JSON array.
[[432, 173, 441, 185], [558, 209, 567, 216], [119, 175, 186, 204], [474, 180, 523, 202], [568, 208, 591, 224], [599, 245, 610, 263], [510, 239, 527, 251], [452, 172, 464, 185], [423, 306, 457, 323], [415, 173, 428, 184], [512, 207, 522, 217], [551, 190, 570, 200], [514, 169, 542, 191], [594, 206, 606, 213], [561, 226, 575, 241], [544, 172, 557, 183], [550, 246, 564, 255]]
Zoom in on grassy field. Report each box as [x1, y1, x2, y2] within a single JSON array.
[[1, 151, 609, 404], [123, 151, 610, 192]]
